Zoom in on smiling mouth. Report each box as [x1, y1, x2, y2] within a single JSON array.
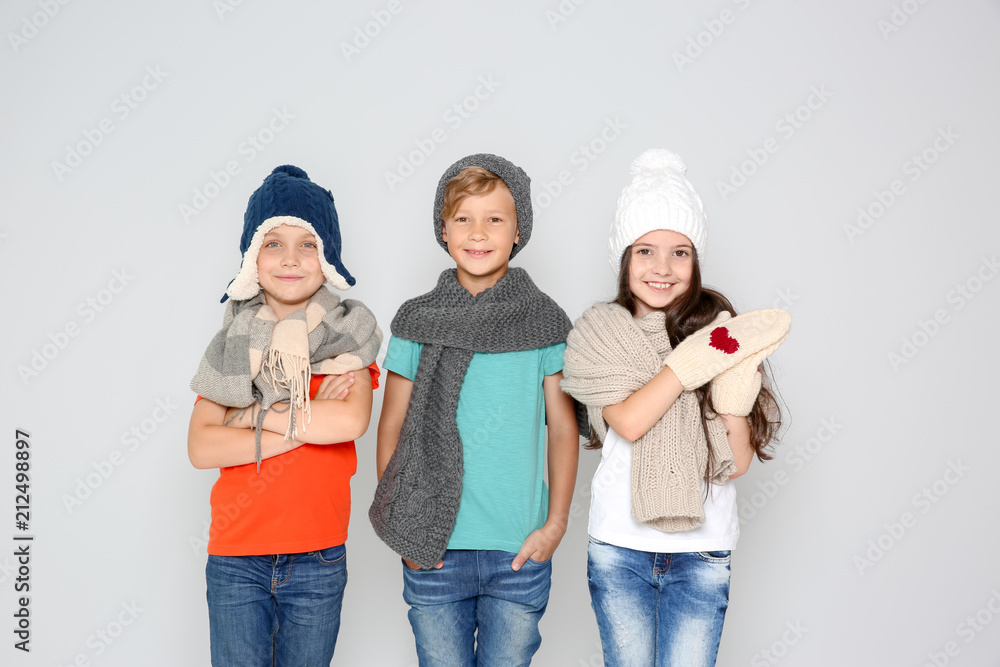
[[276, 276, 303, 281], [464, 250, 493, 257], [645, 281, 674, 291]]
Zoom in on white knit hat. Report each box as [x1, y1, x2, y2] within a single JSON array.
[[608, 149, 707, 271]]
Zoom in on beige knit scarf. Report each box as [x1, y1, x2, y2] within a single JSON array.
[[562, 302, 735, 532]]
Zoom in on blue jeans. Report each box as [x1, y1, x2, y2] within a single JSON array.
[[587, 538, 731, 667], [401, 549, 552, 666], [206, 544, 348, 666]]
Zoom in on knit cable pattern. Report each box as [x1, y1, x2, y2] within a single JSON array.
[[369, 268, 585, 568], [562, 302, 734, 532]]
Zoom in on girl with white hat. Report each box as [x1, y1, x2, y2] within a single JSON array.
[[561, 149, 790, 666]]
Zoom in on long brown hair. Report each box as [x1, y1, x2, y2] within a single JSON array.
[[587, 246, 782, 468]]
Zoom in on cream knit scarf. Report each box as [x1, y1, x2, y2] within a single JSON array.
[[562, 302, 735, 532], [190, 286, 382, 470]]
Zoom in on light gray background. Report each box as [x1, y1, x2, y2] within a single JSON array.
[[2, 1, 999, 665]]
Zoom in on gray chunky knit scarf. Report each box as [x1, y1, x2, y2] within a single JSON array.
[[369, 268, 583, 568], [190, 286, 382, 470], [562, 303, 735, 532]]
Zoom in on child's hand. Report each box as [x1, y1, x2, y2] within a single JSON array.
[[711, 355, 764, 417], [664, 309, 790, 390], [402, 556, 443, 570], [512, 522, 566, 571], [315, 372, 355, 400]]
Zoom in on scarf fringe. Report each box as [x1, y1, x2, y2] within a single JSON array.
[[262, 347, 312, 443], [191, 286, 383, 474]]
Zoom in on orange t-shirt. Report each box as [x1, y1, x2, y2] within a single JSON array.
[[205, 364, 379, 556]]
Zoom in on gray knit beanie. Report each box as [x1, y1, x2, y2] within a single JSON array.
[[433, 153, 532, 259]]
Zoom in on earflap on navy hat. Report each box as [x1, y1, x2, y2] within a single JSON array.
[[224, 165, 355, 302]]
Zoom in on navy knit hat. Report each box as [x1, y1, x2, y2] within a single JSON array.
[[433, 153, 532, 259], [225, 165, 354, 302]]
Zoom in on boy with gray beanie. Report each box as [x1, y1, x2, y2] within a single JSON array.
[[369, 153, 582, 665]]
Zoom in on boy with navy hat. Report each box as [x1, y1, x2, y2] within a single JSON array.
[[188, 165, 382, 665]]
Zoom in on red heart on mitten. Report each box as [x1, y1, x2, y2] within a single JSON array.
[[709, 327, 740, 354]]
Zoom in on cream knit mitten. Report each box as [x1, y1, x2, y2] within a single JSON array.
[[664, 309, 791, 390], [711, 355, 764, 416], [712, 323, 791, 415]]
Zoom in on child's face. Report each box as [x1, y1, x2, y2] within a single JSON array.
[[256, 224, 325, 319], [441, 185, 519, 295], [628, 229, 694, 316]]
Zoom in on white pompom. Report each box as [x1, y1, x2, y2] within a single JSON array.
[[630, 148, 687, 175]]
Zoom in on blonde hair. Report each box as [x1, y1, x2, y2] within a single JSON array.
[[440, 166, 512, 220]]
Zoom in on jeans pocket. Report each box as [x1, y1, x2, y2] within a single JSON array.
[[401, 557, 426, 572], [525, 556, 552, 566], [311, 544, 347, 566], [588, 535, 610, 546], [696, 550, 732, 563]]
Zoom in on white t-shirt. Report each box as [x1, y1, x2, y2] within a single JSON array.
[[588, 426, 740, 553]]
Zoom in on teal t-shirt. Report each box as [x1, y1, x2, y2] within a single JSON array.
[[383, 334, 566, 553]]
